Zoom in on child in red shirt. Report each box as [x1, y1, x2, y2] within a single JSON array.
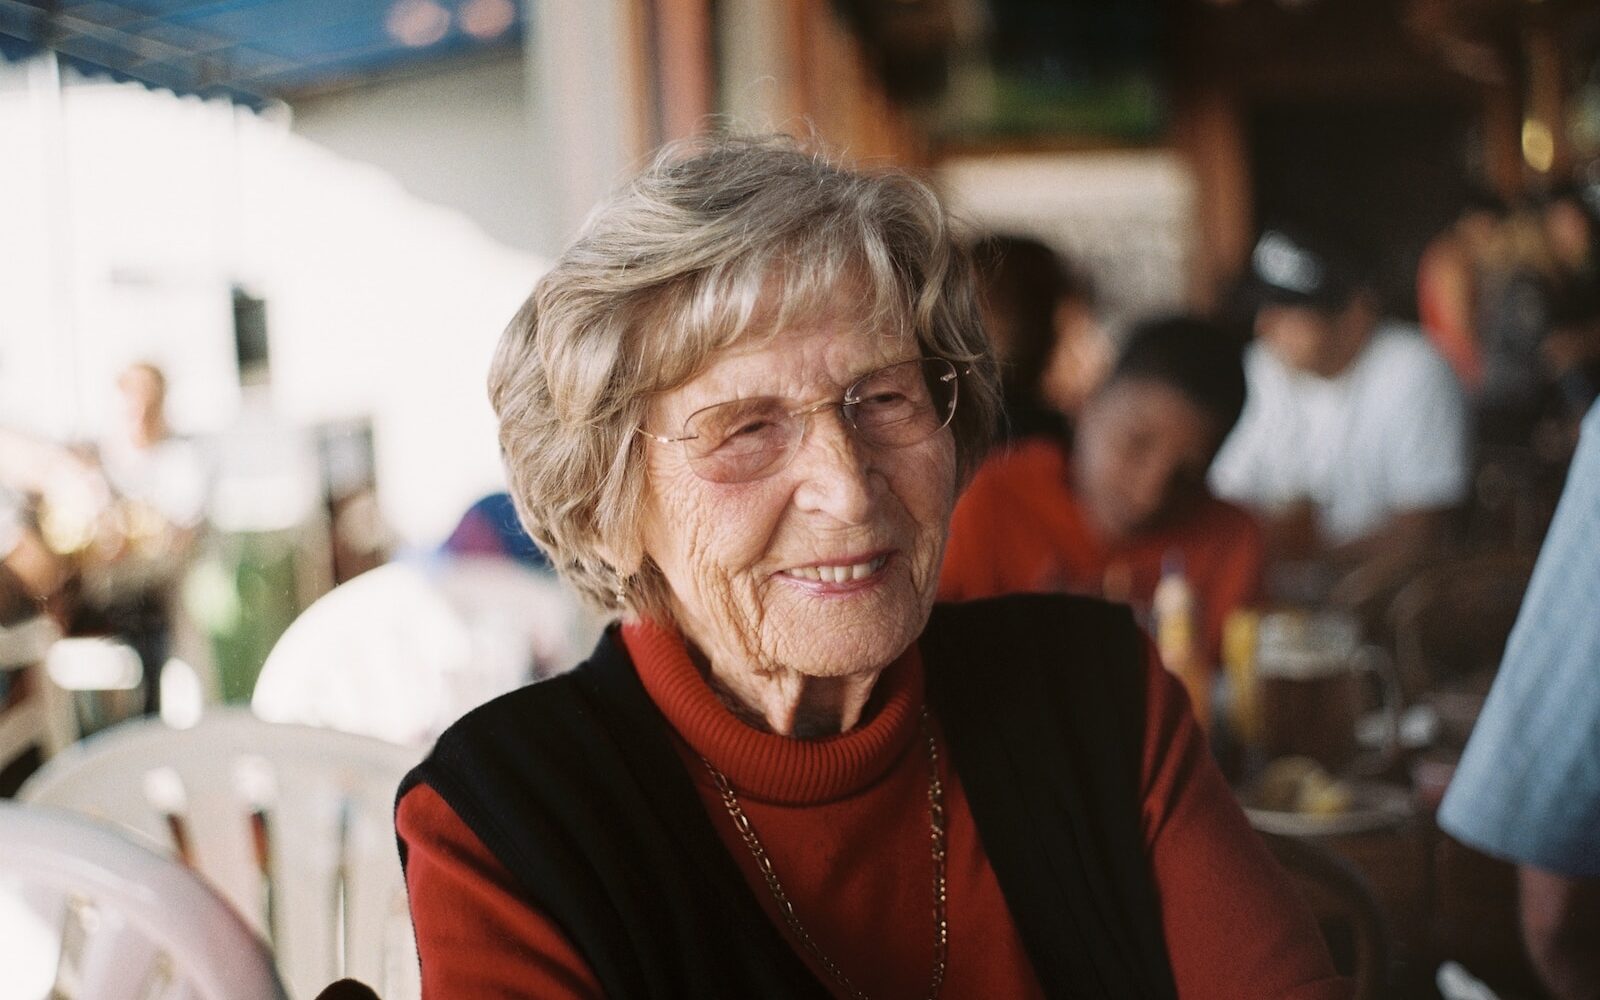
[[942, 315, 1263, 668]]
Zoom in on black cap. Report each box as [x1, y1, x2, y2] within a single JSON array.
[[1249, 228, 1361, 313]]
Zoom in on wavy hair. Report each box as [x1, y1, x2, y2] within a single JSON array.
[[488, 133, 999, 619]]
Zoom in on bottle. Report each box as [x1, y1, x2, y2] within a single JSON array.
[[1153, 552, 1210, 731], [1222, 608, 1262, 747]]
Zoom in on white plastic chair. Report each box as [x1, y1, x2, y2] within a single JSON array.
[[19, 709, 422, 1000], [252, 556, 598, 747], [0, 801, 287, 1000], [0, 616, 75, 769]]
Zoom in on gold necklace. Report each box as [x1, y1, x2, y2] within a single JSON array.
[[701, 708, 948, 1000]]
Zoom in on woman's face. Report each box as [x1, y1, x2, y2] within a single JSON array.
[[636, 304, 959, 681]]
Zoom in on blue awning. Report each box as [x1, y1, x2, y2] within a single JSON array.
[[0, 0, 524, 107]]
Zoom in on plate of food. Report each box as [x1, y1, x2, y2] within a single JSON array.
[[1241, 756, 1414, 837]]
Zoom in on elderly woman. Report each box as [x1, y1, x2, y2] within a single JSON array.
[[396, 136, 1346, 999]]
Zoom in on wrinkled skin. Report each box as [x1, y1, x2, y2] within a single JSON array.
[[636, 308, 960, 737]]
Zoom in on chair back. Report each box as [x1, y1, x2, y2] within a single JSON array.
[[0, 801, 288, 1000], [19, 708, 421, 1000], [1264, 832, 1390, 1000], [252, 558, 596, 747], [0, 616, 75, 778]]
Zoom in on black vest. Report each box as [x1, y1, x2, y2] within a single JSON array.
[[400, 594, 1179, 999]]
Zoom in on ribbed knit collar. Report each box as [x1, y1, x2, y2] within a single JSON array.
[[620, 619, 924, 807]]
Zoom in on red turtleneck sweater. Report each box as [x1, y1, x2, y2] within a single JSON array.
[[397, 619, 1345, 999]]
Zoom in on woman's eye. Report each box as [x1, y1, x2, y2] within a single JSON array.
[[860, 391, 908, 408], [713, 418, 784, 450]]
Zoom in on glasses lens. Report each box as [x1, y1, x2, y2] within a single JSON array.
[[682, 396, 800, 483], [848, 358, 958, 448]]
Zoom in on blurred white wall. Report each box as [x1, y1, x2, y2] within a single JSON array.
[[0, 55, 545, 546], [290, 50, 544, 256], [938, 151, 1198, 332], [242, 130, 540, 545]]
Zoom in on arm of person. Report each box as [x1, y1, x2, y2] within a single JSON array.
[[1319, 506, 1457, 618], [1519, 866, 1600, 1000], [1138, 643, 1349, 1000], [1438, 401, 1600, 999], [2, 526, 70, 607], [396, 784, 605, 1000], [0, 429, 107, 498]]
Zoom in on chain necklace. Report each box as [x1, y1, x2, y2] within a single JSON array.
[[700, 708, 948, 1000]]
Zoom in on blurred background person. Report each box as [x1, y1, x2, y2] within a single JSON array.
[[73, 362, 209, 714], [0, 487, 52, 627], [1541, 186, 1600, 300], [969, 233, 1106, 443], [1537, 189, 1600, 420], [0, 428, 114, 618], [942, 314, 1260, 676], [1468, 196, 1578, 447], [0, 430, 97, 625], [1438, 397, 1600, 1000], [0, 428, 109, 734], [98, 363, 208, 541], [1038, 255, 1112, 435], [1416, 189, 1509, 392], [1544, 283, 1600, 416], [1211, 228, 1470, 594]]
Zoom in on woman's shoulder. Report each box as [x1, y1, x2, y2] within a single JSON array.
[[417, 628, 633, 785], [433, 661, 594, 753], [930, 591, 1136, 638], [925, 594, 1148, 720]]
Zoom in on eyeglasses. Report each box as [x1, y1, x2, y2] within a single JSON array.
[[637, 357, 964, 484]]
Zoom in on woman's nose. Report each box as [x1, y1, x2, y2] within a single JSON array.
[[790, 409, 877, 523]]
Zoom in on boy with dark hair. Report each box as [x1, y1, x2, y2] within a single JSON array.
[[942, 315, 1261, 668]]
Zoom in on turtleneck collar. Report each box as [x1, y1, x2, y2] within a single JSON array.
[[620, 619, 924, 807]]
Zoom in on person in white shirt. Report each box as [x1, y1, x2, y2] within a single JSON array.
[[1210, 229, 1470, 581], [86, 363, 210, 713]]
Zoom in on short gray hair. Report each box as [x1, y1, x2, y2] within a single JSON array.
[[489, 133, 999, 620]]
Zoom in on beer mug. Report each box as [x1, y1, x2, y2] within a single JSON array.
[[1255, 610, 1400, 774]]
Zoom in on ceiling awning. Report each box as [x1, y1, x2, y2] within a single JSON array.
[[0, 0, 524, 108]]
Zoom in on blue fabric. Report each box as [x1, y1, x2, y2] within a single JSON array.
[[2, 1, 524, 105], [440, 492, 550, 572], [1439, 400, 1600, 876]]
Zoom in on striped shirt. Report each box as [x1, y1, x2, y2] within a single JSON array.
[[1439, 400, 1600, 876]]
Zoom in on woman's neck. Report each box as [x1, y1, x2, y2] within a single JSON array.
[[694, 649, 883, 738]]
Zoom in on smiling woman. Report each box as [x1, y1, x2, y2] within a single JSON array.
[[394, 134, 1349, 1000]]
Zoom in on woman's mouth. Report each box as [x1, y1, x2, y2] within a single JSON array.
[[779, 554, 890, 585]]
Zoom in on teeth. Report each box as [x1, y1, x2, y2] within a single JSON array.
[[785, 555, 887, 583]]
